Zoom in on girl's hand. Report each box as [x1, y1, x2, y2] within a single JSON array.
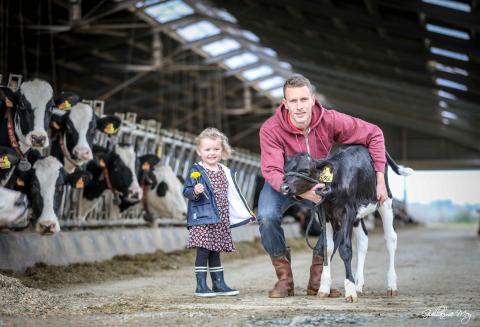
[[194, 183, 204, 195]]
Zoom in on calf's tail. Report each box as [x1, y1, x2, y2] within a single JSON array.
[[386, 151, 414, 176]]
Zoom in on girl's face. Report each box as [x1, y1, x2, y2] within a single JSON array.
[[197, 137, 223, 167]]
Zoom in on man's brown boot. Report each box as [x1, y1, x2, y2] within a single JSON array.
[[307, 254, 342, 297], [268, 254, 294, 298]]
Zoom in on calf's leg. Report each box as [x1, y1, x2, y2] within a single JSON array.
[[339, 213, 357, 302], [377, 198, 398, 296], [353, 221, 368, 293]]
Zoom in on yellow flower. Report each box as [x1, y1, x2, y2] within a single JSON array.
[[190, 171, 201, 180]]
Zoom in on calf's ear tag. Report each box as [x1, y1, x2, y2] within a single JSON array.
[[319, 165, 333, 183], [142, 162, 150, 171], [58, 100, 71, 110], [18, 159, 31, 172], [16, 178, 25, 187], [99, 159, 106, 168], [104, 123, 118, 135], [5, 97, 13, 108], [75, 177, 85, 189], [0, 155, 11, 169]]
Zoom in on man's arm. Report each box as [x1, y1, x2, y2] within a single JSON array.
[[376, 172, 388, 204], [259, 127, 286, 192]]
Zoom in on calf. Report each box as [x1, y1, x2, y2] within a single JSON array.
[[14, 156, 90, 234], [281, 145, 413, 302], [79, 144, 143, 220], [50, 101, 121, 172], [0, 79, 54, 152]]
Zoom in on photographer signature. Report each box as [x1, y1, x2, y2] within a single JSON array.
[[422, 305, 472, 325]]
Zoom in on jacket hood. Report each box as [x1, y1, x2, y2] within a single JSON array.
[[275, 100, 325, 134]]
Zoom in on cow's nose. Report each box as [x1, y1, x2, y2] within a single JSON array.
[[14, 193, 28, 207], [281, 184, 290, 195], [73, 147, 93, 161], [38, 221, 57, 235], [128, 188, 143, 201], [31, 135, 47, 146]]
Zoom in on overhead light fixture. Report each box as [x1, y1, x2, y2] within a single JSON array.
[[223, 52, 259, 69], [430, 61, 468, 76], [436, 89, 457, 100], [422, 0, 471, 12], [426, 23, 470, 40], [435, 78, 468, 91], [144, 0, 194, 23], [201, 38, 241, 57], [176, 20, 221, 42], [439, 100, 448, 108], [430, 47, 469, 61], [441, 110, 458, 120]]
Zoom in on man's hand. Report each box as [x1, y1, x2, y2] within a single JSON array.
[[376, 172, 388, 205], [299, 183, 325, 203]]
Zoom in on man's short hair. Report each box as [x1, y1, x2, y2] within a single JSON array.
[[283, 75, 314, 98]]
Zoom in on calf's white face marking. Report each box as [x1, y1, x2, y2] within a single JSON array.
[[115, 145, 142, 202], [68, 103, 94, 162]]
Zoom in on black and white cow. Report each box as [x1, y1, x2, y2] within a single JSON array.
[[79, 144, 143, 220], [0, 79, 55, 152], [14, 156, 90, 234], [50, 101, 121, 172], [281, 145, 413, 302]]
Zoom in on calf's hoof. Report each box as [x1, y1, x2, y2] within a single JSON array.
[[345, 295, 358, 303]]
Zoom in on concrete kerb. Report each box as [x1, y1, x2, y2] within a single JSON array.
[[0, 223, 301, 272]]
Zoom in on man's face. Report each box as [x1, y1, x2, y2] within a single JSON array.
[[282, 85, 315, 130]]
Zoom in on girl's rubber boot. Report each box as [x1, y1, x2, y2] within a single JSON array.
[[194, 267, 216, 297], [209, 266, 239, 296]]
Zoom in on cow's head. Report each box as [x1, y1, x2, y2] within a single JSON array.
[[93, 144, 143, 203], [0, 187, 29, 226], [15, 156, 91, 235], [14, 79, 55, 149], [281, 153, 332, 197], [50, 102, 121, 166]]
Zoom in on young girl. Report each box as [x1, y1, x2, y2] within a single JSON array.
[[183, 128, 256, 297]]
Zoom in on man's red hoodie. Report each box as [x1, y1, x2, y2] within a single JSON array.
[[259, 101, 386, 192]]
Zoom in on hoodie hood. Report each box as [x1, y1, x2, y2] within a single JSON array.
[[276, 100, 325, 134]]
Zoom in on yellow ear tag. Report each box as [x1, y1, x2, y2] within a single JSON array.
[[17, 178, 25, 187], [319, 166, 333, 183], [142, 162, 150, 171], [104, 123, 118, 135], [59, 100, 71, 110], [99, 159, 106, 168], [0, 155, 11, 169], [5, 97, 13, 108], [156, 147, 162, 159], [75, 178, 85, 189], [52, 121, 61, 130]]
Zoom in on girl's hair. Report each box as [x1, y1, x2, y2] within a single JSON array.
[[195, 127, 232, 159]]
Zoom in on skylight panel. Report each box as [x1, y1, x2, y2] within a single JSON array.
[[437, 90, 457, 100], [242, 30, 260, 42], [258, 76, 285, 90], [216, 9, 237, 23], [435, 78, 468, 91], [176, 21, 221, 42], [426, 24, 470, 40], [422, 0, 471, 12], [430, 47, 469, 61], [242, 65, 274, 81], [136, 0, 162, 8], [263, 48, 277, 57], [441, 110, 458, 120], [269, 87, 284, 99], [279, 61, 292, 70], [201, 38, 241, 57], [432, 62, 468, 76], [145, 0, 194, 23], [439, 100, 448, 108], [223, 52, 259, 69]]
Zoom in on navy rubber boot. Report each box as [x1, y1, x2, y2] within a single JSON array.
[[194, 267, 216, 297], [210, 266, 239, 296]]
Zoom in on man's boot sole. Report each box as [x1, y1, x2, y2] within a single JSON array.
[[268, 289, 294, 298]]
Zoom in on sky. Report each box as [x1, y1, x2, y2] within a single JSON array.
[[388, 169, 480, 205]]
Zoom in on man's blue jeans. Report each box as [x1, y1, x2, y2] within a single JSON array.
[[257, 182, 295, 257]]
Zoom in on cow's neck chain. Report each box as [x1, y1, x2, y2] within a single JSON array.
[[58, 132, 80, 168], [5, 107, 25, 159]]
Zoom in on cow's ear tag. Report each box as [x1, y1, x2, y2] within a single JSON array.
[[75, 177, 85, 189], [58, 100, 71, 110], [52, 121, 61, 130], [5, 97, 13, 108], [18, 159, 31, 172], [99, 159, 106, 168], [156, 147, 162, 158], [104, 123, 118, 135], [0, 155, 11, 169], [142, 162, 150, 171], [16, 178, 25, 187], [319, 165, 333, 183]]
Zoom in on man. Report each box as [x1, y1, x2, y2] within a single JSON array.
[[258, 75, 388, 298]]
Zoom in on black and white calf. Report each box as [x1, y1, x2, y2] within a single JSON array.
[[79, 144, 143, 220], [50, 101, 121, 172], [0, 79, 55, 152], [14, 156, 90, 234], [281, 145, 413, 302]]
